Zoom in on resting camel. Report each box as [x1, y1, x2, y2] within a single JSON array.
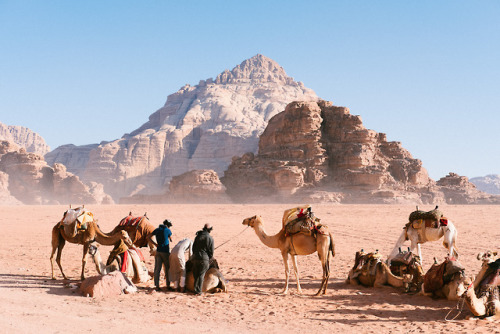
[[50, 207, 133, 280], [184, 258, 227, 293], [242, 215, 335, 296], [108, 212, 156, 251], [420, 257, 467, 300], [88, 241, 151, 284], [465, 252, 500, 318], [388, 206, 458, 265], [346, 250, 416, 289]]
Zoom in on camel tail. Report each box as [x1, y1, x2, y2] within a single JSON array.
[[329, 233, 335, 258]]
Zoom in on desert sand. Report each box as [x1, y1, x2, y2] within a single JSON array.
[[0, 204, 499, 333]]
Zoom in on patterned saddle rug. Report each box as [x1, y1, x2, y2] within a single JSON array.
[[283, 205, 327, 237], [119, 214, 145, 227]]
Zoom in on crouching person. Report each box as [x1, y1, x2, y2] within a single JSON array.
[[169, 238, 193, 292]]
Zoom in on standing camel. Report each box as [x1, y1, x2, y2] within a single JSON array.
[[50, 207, 133, 280], [108, 212, 157, 252], [387, 208, 458, 265], [242, 215, 335, 296]]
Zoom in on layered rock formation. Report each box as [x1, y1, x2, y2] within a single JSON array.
[[436, 173, 500, 204], [0, 141, 112, 205], [222, 101, 500, 204], [470, 174, 500, 195], [169, 169, 229, 203], [46, 55, 318, 200], [0, 122, 50, 155]]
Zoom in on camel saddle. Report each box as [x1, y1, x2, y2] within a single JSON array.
[[185, 258, 219, 274], [390, 250, 418, 277], [283, 206, 325, 237], [351, 251, 383, 278], [119, 214, 145, 227], [423, 257, 464, 293], [407, 208, 448, 230]]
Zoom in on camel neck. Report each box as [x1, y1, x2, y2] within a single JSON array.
[[253, 221, 281, 249]]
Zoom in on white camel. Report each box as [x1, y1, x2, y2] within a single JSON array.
[[388, 207, 458, 265], [88, 241, 150, 284]]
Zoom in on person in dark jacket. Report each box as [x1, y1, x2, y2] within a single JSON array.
[[191, 223, 214, 295], [148, 219, 173, 291]]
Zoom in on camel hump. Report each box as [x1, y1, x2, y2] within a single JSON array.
[[282, 205, 311, 227], [409, 208, 443, 223]]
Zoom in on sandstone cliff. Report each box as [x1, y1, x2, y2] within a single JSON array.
[[168, 169, 229, 203], [222, 101, 500, 204], [0, 122, 50, 156], [0, 141, 112, 205], [46, 55, 318, 201]]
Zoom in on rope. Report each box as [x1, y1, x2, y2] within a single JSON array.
[[445, 284, 471, 321], [214, 226, 249, 250]]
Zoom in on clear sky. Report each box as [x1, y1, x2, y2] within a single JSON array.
[[0, 1, 499, 180]]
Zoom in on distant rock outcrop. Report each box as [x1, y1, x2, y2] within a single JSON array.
[[0, 141, 112, 205], [469, 174, 500, 195], [436, 173, 500, 204], [0, 122, 50, 155], [168, 169, 229, 203], [222, 101, 500, 204], [47, 55, 318, 200]]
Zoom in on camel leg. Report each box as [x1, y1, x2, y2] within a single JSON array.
[[443, 226, 458, 258], [280, 251, 290, 295], [51, 236, 67, 280], [315, 242, 330, 296], [81, 243, 90, 280], [290, 255, 302, 294], [387, 229, 407, 263]]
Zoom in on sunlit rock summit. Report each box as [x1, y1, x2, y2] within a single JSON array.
[[46, 55, 318, 199]]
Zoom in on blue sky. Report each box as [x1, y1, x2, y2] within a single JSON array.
[[0, 1, 499, 179]]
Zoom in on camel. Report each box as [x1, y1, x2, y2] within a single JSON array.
[[465, 252, 500, 318], [50, 207, 133, 280], [88, 240, 151, 284], [184, 258, 228, 293], [108, 212, 157, 252], [242, 214, 335, 296], [346, 250, 413, 289], [420, 257, 467, 300], [388, 206, 458, 265]]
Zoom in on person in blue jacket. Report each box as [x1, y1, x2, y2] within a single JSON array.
[[148, 219, 173, 291]]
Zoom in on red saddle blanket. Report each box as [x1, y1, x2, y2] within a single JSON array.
[[119, 215, 144, 227]]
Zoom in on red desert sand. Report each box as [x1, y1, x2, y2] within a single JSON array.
[[0, 204, 499, 333]]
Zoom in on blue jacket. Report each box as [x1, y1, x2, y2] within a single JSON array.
[[153, 225, 172, 253]]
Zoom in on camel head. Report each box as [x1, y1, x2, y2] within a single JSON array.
[[120, 230, 134, 247], [242, 215, 262, 228], [477, 250, 498, 265], [88, 242, 99, 256], [443, 259, 467, 300], [405, 256, 425, 293]]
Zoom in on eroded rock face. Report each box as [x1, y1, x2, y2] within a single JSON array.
[[169, 169, 229, 203], [47, 54, 318, 200], [0, 141, 112, 204], [0, 122, 50, 155], [222, 101, 500, 204], [436, 173, 500, 204]]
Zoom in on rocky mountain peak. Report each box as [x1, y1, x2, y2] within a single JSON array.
[[0, 122, 50, 156], [215, 54, 294, 85]]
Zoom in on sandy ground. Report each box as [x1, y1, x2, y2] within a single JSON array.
[[0, 204, 499, 333]]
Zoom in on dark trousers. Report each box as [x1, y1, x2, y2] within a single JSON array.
[[192, 258, 209, 294], [154, 251, 170, 288]]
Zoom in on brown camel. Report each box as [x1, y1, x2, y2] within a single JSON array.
[[50, 207, 133, 280], [108, 212, 156, 251], [420, 257, 467, 300], [465, 251, 500, 318], [184, 258, 227, 293], [346, 251, 412, 289], [242, 215, 335, 296]]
